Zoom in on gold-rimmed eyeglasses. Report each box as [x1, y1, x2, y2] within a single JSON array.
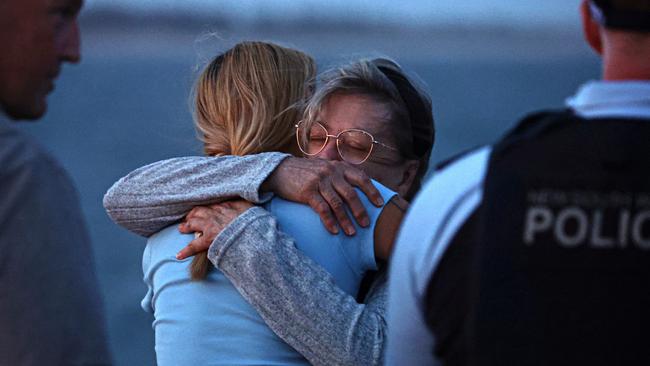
[[295, 120, 398, 165]]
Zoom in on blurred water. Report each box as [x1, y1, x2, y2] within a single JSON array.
[[20, 47, 599, 365]]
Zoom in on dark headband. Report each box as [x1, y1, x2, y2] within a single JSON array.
[[371, 58, 435, 159]]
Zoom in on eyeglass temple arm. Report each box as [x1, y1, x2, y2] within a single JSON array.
[[374, 140, 399, 151]]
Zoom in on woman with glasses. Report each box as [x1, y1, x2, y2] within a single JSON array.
[[104, 53, 434, 365]]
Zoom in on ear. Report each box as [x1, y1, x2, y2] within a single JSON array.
[[581, 0, 604, 55], [396, 160, 419, 198]]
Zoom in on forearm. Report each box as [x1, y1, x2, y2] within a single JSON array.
[[208, 207, 387, 366], [103, 152, 289, 236]]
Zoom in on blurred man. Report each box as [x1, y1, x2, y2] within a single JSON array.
[[0, 0, 112, 364], [386, 0, 650, 365]]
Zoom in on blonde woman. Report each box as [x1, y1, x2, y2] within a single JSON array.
[[116, 42, 404, 365]]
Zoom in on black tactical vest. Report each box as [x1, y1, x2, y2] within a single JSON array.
[[425, 110, 650, 366]]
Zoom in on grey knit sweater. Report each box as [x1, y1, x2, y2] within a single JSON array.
[[103, 152, 387, 366]]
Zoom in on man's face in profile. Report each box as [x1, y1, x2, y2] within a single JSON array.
[[0, 0, 83, 120]]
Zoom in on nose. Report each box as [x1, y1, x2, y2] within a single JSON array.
[[316, 138, 342, 161], [60, 21, 81, 64]]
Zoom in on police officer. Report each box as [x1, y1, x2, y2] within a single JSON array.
[[386, 0, 650, 365]]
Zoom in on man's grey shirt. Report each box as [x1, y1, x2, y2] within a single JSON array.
[[103, 153, 388, 366], [0, 117, 111, 365]]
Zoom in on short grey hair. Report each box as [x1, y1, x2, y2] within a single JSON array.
[[304, 60, 410, 151], [302, 58, 434, 199]]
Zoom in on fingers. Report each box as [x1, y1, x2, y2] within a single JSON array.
[[307, 194, 340, 235], [177, 217, 213, 260], [319, 180, 356, 236], [218, 199, 254, 213], [331, 173, 370, 228], [178, 217, 209, 234], [185, 206, 213, 220], [178, 201, 251, 260], [344, 168, 384, 207], [178, 221, 194, 234], [175, 236, 211, 260]]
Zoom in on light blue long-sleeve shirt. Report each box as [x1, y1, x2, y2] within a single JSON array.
[[142, 183, 395, 365]]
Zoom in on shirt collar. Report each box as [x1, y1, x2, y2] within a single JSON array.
[[566, 80, 650, 119]]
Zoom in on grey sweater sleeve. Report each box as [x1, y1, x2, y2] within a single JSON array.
[[102, 152, 289, 237], [208, 207, 387, 366]]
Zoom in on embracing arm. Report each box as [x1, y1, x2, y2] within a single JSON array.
[[102, 152, 289, 236], [208, 206, 390, 366]]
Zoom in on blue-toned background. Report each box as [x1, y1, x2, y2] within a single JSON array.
[[19, 1, 600, 364]]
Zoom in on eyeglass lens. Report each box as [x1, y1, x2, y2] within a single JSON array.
[[338, 130, 373, 164]]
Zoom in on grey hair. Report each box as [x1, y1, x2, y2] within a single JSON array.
[[302, 58, 434, 199], [303, 60, 412, 156]]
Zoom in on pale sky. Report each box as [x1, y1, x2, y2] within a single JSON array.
[[85, 0, 582, 27]]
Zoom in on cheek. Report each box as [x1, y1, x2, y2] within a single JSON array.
[[34, 29, 58, 65], [314, 142, 341, 161], [0, 50, 46, 105], [360, 163, 400, 190], [20, 14, 58, 64]]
